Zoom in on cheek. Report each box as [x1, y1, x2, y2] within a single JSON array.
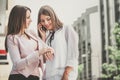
[[26, 22, 28, 25], [41, 23, 44, 25], [41, 23, 46, 27], [27, 20, 30, 24], [26, 22, 29, 27]]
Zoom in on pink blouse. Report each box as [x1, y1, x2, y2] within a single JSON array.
[[7, 30, 47, 78]]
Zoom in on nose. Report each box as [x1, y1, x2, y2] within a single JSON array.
[[30, 18, 32, 22]]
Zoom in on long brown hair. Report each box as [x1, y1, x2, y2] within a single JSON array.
[[38, 5, 63, 29], [37, 5, 63, 38], [5, 5, 31, 52]]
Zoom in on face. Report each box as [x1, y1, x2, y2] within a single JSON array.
[[25, 10, 32, 29], [40, 14, 53, 30]]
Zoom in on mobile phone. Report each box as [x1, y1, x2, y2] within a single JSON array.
[[41, 26, 47, 31]]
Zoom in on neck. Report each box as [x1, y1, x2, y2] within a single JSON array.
[[20, 29, 25, 35]]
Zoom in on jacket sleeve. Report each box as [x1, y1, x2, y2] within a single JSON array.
[[65, 26, 79, 70], [7, 35, 40, 71]]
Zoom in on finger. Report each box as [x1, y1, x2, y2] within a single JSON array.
[[48, 47, 54, 53], [37, 23, 42, 28], [44, 53, 49, 60], [47, 48, 54, 53], [46, 52, 51, 60], [46, 52, 53, 60], [38, 28, 42, 34], [46, 48, 52, 52], [49, 52, 54, 60], [37, 24, 43, 33]]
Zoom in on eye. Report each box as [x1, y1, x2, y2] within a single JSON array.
[[26, 16, 30, 19], [41, 20, 45, 23], [47, 17, 51, 21]]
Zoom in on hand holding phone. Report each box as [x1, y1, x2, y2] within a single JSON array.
[[41, 26, 47, 31], [37, 23, 47, 31], [37, 23, 46, 41]]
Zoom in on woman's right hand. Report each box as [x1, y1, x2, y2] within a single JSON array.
[[37, 23, 46, 41], [39, 47, 54, 60]]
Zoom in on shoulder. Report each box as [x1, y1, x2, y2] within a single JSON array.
[[63, 24, 74, 31], [63, 24, 70, 29], [25, 29, 38, 38], [7, 34, 19, 45], [63, 24, 78, 38], [63, 24, 76, 33], [7, 34, 19, 40], [26, 29, 37, 36]]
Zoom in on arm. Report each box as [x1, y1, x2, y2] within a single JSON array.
[[66, 26, 79, 68], [27, 29, 54, 62], [62, 26, 79, 79], [7, 35, 40, 71]]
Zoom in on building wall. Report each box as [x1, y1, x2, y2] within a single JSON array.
[[73, 6, 101, 80], [74, 0, 120, 79], [73, 0, 120, 80], [90, 12, 102, 79], [0, 0, 14, 80], [99, 0, 120, 78]]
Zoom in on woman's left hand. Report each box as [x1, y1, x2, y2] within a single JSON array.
[[43, 47, 54, 61], [61, 66, 73, 80], [61, 72, 69, 80]]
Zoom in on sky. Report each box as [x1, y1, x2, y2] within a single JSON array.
[[13, 0, 98, 29]]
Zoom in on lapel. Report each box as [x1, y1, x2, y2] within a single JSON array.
[[25, 30, 38, 41]]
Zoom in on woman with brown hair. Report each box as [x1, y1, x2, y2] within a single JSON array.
[[37, 5, 79, 80], [5, 5, 54, 80]]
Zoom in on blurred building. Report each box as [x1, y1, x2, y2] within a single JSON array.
[[99, 0, 120, 78], [73, 6, 100, 80], [73, 0, 120, 80], [99, 0, 120, 63], [0, 0, 120, 80]]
